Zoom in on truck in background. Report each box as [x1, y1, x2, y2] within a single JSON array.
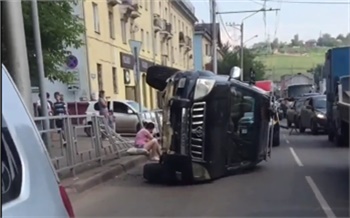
[[286, 84, 314, 98], [325, 46, 350, 146]]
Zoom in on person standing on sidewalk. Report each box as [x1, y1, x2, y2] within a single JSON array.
[[53, 92, 68, 144], [98, 90, 108, 118], [98, 90, 109, 139]]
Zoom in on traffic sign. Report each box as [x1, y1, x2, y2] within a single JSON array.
[[129, 40, 142, 57], [66, 55, 78, 69]]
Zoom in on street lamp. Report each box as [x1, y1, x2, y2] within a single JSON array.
[[244, 35, 258, 44]]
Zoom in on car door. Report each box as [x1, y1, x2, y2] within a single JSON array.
[[302, 98, 313, 128], [300, 98, 310, 127], [113, 102, 139, 133], [287, 101, 296, 122], [304, 98, 315, 127]]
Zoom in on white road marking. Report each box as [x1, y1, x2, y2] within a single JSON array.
[[286, 139, 290, 144], [305, 176, 337, 218], [289, 147, 304, 167]]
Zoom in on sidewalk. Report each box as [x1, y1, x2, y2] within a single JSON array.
[[62, 154, 148, 198]]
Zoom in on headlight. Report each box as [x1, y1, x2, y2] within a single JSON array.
[[316, 113, 325, 118], [193, 79, 215, 100]]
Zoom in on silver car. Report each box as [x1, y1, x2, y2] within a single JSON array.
[[2, 65, 75, 217]]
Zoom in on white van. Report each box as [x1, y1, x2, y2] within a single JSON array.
[[2, 65, 75, 217]]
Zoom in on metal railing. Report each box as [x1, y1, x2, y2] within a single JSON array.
[[34, 110, 163, 178]]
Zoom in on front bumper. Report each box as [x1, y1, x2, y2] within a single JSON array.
[[315, 117, 327, 129]]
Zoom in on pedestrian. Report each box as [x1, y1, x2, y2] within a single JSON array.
[[53, 91, 68, 144], [134, 122, 162, 161], [98, 90, 108, 118], [36, 92, 53, 117], [107, 109, 116, 132]]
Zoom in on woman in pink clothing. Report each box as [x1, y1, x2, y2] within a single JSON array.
[[134, 122, 161, 161]]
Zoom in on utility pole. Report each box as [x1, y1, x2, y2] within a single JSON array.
[[3, 0, 34, 116], [31, 0, 51, 148], [217, 8, 280, 81], [210, 0, 218, 74], [240, 23, 244, 81]]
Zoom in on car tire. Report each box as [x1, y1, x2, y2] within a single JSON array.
[[143, 163, 176, 184], [311, 120, 318, 135], [328, 131, 334, 142], [146, 66, 180, 91]]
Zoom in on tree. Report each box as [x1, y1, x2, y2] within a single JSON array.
[[1, 1, 85, 85], [271, 38, 279, 50], [217, 48, 266, 81]]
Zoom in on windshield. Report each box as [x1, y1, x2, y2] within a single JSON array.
[[126, 101, 149, 112], [314, 98, 326, 109]]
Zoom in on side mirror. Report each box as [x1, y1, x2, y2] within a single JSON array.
[[228, 66, 241, 80], [127, 109, 134, 114]]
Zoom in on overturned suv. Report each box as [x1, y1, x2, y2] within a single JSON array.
[[143, 66, 276, 184]]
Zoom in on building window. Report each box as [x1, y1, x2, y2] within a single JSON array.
[[130, 22, 135, 40], [92, 3, 100, 33], [142, 74, 147, 107], [97, 63, 103, 91], [155, 34, 158, 56], [146, 31, 150, 52], [205, 44, 210, 56], [141, 29, 144, 51], [171, 46, 174, 63], [112, 67, 118, 94], [121, 20, 126, 43], [108, 10, 115, 39]]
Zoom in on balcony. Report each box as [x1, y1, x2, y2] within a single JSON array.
[[185, 36, 192, 52], [119, 0, 140, 20], [153, 14, 162, 33], [159, 19, 172, 40], [107, 0, 121, 7], [179, 32, 186, 47]]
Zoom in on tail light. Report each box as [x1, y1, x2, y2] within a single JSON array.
[[59, 185, 75, 218]]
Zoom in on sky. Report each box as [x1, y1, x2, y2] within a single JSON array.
[[189, 0, 350, 46]]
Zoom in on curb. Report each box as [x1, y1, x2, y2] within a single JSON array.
[[66, 155, 148, 194]]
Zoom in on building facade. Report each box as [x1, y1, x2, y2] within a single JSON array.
[[84, 0, 197, 109], [193, 23, 222, 71]]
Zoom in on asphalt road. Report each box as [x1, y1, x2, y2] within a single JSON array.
[[72, 128, 349, 217]]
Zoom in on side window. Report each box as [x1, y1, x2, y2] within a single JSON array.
[[230, 87, 255, 132], [2, 116, 23, 205], [113, 102, 129, 113]]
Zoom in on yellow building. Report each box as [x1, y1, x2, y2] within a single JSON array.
[[83, 0, 198, 109]]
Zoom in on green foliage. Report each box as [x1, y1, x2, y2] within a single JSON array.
[[218, 47, 266, 81], [1, 1, 85, 85]]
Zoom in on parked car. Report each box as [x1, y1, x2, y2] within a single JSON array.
[[83, 100, 161, 136], [2, 65, 75, 217], [286, 97, 307, 127], [298, 95, 327, 134]]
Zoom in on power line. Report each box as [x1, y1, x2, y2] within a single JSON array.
[[216, 2, 237, 44], [258, 0, 350, 4]]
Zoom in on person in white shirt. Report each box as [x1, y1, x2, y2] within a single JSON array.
[[36, 92, 53, 116]]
